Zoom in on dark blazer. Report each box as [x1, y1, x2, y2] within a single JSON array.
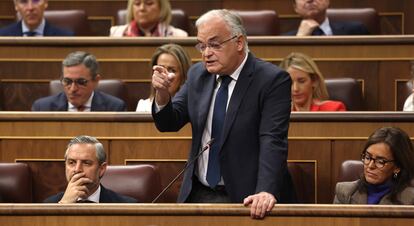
[[153, 53, 295, 203], [43, 185, 137, 203], [284, 20, 370, 35], [0, 20, 74, 36], [31, 91, 127, 111], [334, 180, 414, 204]]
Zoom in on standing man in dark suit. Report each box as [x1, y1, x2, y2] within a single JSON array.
[[32, 51, 126, 111], [44, 135, 137, 203], [0, 0, 73, 36], [152, 9, 295, 219], [285, 0, 370, 36]]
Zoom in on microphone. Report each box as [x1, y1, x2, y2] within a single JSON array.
[[151, 139, 214, 203]]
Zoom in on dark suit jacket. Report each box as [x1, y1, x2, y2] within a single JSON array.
[[153, 53, 295, 203], [31, 91, 127, 111], [284, 20, 370, 35], [43, 185, 137, 203], [334, 180, 414, 204], [0, 20, 74, 36]]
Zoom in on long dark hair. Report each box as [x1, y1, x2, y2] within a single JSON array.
[[361, 127, 414, 203]]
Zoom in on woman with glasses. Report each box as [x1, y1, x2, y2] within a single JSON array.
[[279, 52, 346, 111], [110, 0, 187, 37], [334, 127, 414, 204], [136, 43, 191, 112]]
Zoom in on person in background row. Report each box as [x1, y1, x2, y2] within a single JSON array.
[[44, 135, 137, 203], [0, 0, 73, 36], [403, 79, 414, 111], [110, 0, 187, 37], [152, 9, 296, 219], [334, 127, 414, 204], [285, 0, 369, 36], [279, 52, 346, 111], [32, 51, 127, 111], [136, 43, 191, 113]]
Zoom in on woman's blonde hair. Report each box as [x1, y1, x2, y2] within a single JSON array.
[[279, 52, 329, 100], [149, 43, 192, 98], [126, 0, 172, 25]]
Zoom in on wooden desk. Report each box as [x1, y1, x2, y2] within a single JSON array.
[[1, 112, 414, 203], [1, 204, 414, 226]]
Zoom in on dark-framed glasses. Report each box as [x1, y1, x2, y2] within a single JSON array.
[[361, 153, 395, 168], [195, 35, 238, 53], [16, 0, 44, 5], [61, 77, 91, 87]]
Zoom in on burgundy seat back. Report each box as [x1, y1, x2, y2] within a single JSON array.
[[337, 160, 364, 183], [100, 165, 162, 203], [18, 10, 93, 36], [0, 163, 32, 203], [231, 10, 279, 36], [325, 78, 364, 111], [327, 8, 380, 35]]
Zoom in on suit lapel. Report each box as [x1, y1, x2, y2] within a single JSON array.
[[330, 21, 346, 35], [220, 53, 254, 148], [52, 93, 69, 111]]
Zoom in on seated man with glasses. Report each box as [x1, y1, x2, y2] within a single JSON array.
[[334, 127, 414, 204], [0, 0, 73, 36], [32, 51, 126, 111]]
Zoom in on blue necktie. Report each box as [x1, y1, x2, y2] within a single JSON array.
[[24, 31, 37, 37], [206, 76, 232, 188], [311, 27, 325, 36]]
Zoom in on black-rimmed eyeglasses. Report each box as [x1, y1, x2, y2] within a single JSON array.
[[195, 35, 238, 53], [361, 153, 395, 168], [61, 77, 91, 87]]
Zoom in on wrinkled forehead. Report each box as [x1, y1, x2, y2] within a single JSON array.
[[197, 17, 230, 42]]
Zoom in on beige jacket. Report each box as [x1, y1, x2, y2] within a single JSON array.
[[334, 180, 414, 204]]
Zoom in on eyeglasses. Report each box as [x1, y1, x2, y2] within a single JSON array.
[[361, 153, 395, 169], [16, 0, 44, 5], [61, 77, 91, 87], [195, 35, 238, 53]]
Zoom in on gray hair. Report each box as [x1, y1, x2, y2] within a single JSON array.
[[65, 135, 106, 165], [62, 51, 99, 79], [195, 9, 249, 52]]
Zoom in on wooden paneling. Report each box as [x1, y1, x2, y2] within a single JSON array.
[[1, 36, 414, 111], [1, 112, 414, 204]]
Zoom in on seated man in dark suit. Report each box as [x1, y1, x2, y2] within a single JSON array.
[[0, 0, 73, 36], [285, 0, 369, 36], [32, 51, 127, 111], [44, 135, 137, 203]]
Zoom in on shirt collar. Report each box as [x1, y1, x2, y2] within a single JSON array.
[[215, 53, 248, 82], [22, 18, 45, 36], [68, 91, 94, 111], [319, 17, 333, 36]]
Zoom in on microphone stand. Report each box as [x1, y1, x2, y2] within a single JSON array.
[[151, 139, 214, 203]]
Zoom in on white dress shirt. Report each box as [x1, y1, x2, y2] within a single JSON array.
[[403, 93, 414, 111], [319, 17, 334, 36]]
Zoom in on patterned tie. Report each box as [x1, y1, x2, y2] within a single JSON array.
[[24, 31, 37, 37], [311, 27, 325, 36], [206, 76, 232, 188]]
